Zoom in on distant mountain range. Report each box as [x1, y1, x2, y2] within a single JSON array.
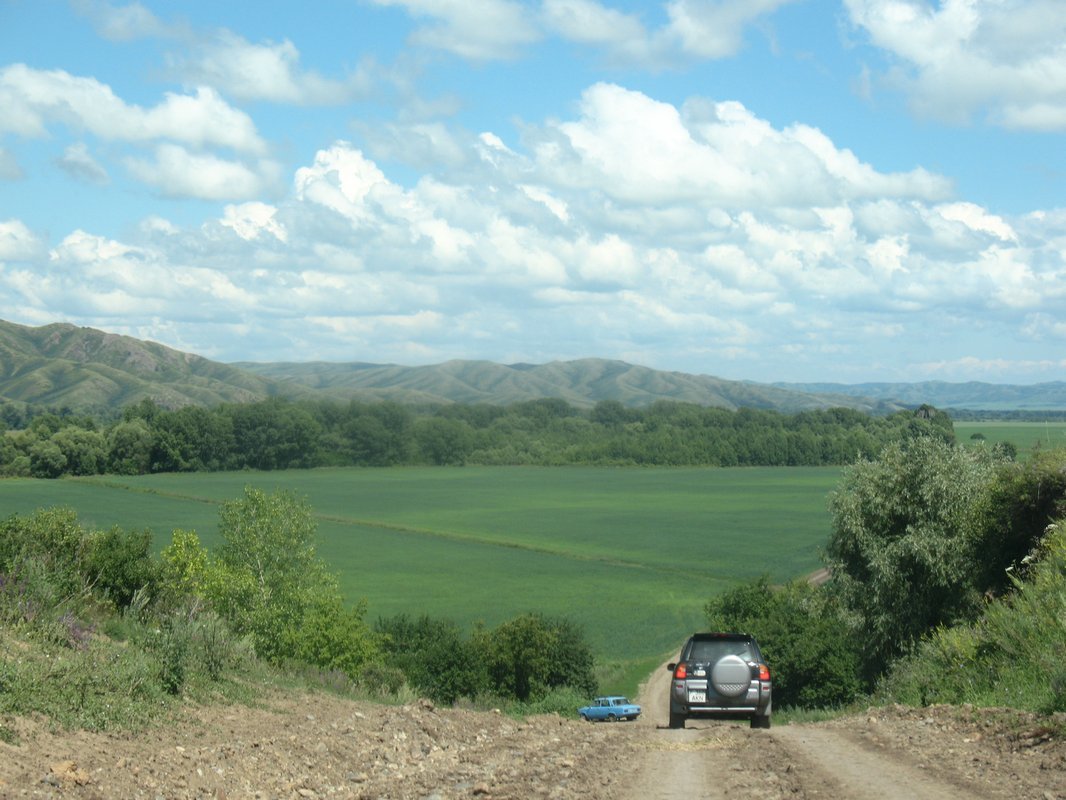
[[2, 319, 1064, 414]]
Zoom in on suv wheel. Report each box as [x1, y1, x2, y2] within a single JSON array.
[[750, 713, 771, 730], [669, 709, 685, 729]]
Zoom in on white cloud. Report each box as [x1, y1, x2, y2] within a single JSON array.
[[541, 0, 798, 66], [664, 0, 799, 60], [369, 0, 540, 60], [536, 83, 950, 208], [78, 0, 171, 41], [55, 142, 109, 185], [171, 31, 372, 104], [4, 78, 1065, 380], [126, 144, 281, 200], [846, 0, 1066, 130], [0, 65, 266, 153], [0, 219, 44, 261], [220, 202, 288, 243]]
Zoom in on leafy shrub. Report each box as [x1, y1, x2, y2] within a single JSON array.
[[826, 437, 1005, 678], [705, 577, 864, 710], [879, 521, 1066, 713], [83, 526, 158, 609], [376, 614, 488, 704], [160, 489, 380, 677], [509, 685, 589, 718], [478, 613, 598, 703]]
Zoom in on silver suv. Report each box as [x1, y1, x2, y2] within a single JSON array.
[[667, 632, 772, 729]]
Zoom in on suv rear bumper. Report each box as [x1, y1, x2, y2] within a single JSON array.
[[671, 678, 771, 717]]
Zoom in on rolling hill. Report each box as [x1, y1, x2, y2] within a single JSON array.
[[0, 320, 300, 411], [2, 319, 1061, 414]]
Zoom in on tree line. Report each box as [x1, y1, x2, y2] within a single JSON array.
[[0, 396, 964, 478]]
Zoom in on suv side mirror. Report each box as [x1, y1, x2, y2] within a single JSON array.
[[666, 663, 676, 671]]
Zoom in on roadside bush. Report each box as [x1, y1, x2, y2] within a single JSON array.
[[83, 526, 158, 609], [508, 685, 589, 718], [478, 613, 598, 703], [974, 449, 1066, 595], [0, 508, 86, 601], [705, 577, 864, 710], [826, 437, 1005, 679], [376, 614, 488, 705], [159, 489, 380, 677], [878, 520, 1066, 713], [280, 593, 378, 679]]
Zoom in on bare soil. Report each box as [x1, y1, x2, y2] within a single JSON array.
[[1, 667, 1063, 799]]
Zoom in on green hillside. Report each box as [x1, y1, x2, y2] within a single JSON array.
[[0, 320, 299, 410], [1, 319, 898, 413]]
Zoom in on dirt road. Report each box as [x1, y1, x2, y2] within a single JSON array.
[[0, 668, 1063, 798], [621, 659, 1066, 800]]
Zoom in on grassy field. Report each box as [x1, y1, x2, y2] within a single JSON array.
[[954, 422, 1066, 456], [0, 466, 840, 673]]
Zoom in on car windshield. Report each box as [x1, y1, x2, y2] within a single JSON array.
[[611, 698, 629, 706], [687, 639, 753, 663]]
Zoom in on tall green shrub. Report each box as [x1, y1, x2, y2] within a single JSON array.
[[826, 437, 1004, 677], [705, 577, 863, 709]]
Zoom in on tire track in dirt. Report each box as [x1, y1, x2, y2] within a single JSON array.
[[622, 659, 1065, 800]]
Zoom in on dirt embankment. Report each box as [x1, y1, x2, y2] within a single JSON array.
[[1, 670, 1064, 799]]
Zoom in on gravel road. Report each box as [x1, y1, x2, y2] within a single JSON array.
[[0, 665, 1063, 799]]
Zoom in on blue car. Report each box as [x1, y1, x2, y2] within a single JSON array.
[[578, 695, 641, 722]]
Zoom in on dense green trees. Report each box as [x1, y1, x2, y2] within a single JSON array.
[[160, 488, 378, 671], [0, 395, 959, 478], [826, 437, 1005, 676], [1, 490, 599, 715], [376, 612, 597, 706], [705, 577, 863, 710], [708, 442, 1066, 711]]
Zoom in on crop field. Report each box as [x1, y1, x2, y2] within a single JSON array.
[[954, 421, 1066, 456], [0, 466, 841, 665]]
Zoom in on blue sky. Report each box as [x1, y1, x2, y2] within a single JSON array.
[[1, 0, 1064, 384]]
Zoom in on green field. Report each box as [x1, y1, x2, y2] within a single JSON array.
[[0, 466, 840, 664], [954, 421, 1066, 456]]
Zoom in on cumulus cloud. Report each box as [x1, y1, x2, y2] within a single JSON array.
[[534, 83, 950, 208], [369, 0, 541, 60], [56, 142, 109, 185], [170, 30, 374, 105], [77, 0, 171, 41], [125, 144, 281, 201], [846, 0, 1066, 130], [663, 0, 799, 59], [0, 219, 44, 261], [541, 0, 798, 66], [220, 202, 288, 243], [0, 64, 266, 152], [3, 82, 1064, 379]]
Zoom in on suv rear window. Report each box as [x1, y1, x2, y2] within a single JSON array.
[[686, 638, 755, 663]]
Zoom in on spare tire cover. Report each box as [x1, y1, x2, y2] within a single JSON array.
[[711, 655, 750, 697]]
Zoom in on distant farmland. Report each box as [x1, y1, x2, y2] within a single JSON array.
[[0, 466, 840, 665], [953, 421, 1066, 455]]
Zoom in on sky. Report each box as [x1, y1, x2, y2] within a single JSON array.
[[1, 0, 1065, 385]]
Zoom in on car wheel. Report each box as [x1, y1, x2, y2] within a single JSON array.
[[607, 713, 617, 722], [750, 713, 771, 729], [668, 709, 685, 729]]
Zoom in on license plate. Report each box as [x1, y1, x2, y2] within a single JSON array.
[[688, 691, 706, 703]]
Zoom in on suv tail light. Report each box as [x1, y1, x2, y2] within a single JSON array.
[[758, 663, 771, 681], [674, 663, 687, 680]]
